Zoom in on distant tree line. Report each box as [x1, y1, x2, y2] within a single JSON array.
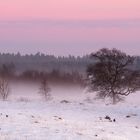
[[0, 52, 91, 74], [18, 69, 84, 85], [0, 53, 92, 85], [0, 52, 140, 85]]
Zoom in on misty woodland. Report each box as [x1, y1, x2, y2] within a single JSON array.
[[0, 48, 140, 103]]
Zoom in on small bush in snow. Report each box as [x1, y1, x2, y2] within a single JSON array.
[[39, 78, 52, 101], [0, 78, 10, 100], [60, 100, 70, 104]]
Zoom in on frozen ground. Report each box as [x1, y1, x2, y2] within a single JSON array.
[[0, 82, 140, 140]]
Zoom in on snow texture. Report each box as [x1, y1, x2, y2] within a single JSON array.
[[0, 83, 139, 140]]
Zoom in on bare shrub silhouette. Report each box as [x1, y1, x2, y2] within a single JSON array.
[[39, 78, 51, 101], [0, 78, 10, 100]]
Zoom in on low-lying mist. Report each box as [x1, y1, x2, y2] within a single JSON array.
[[9, 80, 85, 102]]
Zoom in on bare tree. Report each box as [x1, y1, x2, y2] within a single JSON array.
[[39, 78, 51, 101], [0, 78, 10, 100], [87, 48, 140, 104]]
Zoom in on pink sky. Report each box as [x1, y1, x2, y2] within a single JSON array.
[[0, 0, 140, 55], [0, 0, 140, 20]]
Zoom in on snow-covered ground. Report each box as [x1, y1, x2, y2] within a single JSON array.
[[0, 82, 140, 140]]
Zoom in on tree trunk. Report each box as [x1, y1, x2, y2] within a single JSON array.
[[113, 93, 116, 104]]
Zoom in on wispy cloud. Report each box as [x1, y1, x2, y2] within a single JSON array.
[[0, 19, 140, 28]]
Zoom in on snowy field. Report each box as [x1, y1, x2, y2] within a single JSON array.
[[0, 82, 140, 140]]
